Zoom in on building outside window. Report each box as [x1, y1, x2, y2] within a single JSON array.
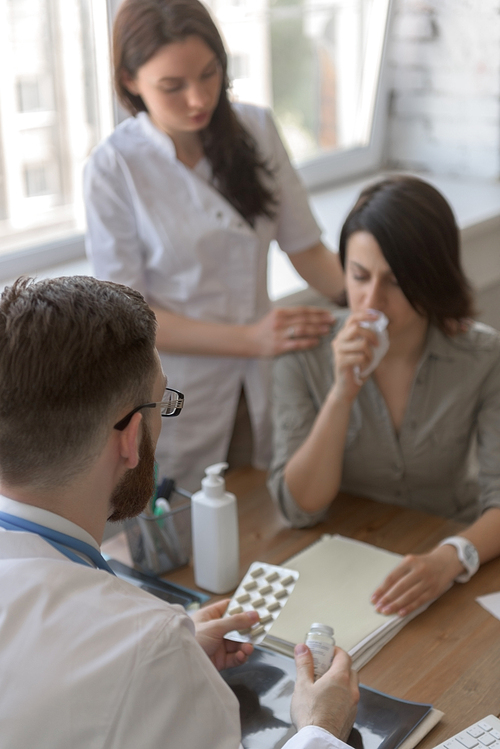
[[0, 0, 113, 260]]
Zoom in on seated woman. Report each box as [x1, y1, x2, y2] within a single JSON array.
[[269, 175, 500, 616]]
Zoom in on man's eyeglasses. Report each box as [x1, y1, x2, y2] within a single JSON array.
[[113, 387, 184, 431]]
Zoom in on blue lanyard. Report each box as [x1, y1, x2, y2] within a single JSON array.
[[0, 511, 115, 574]]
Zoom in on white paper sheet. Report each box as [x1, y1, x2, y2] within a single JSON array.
[[476, 591, 500, 620]]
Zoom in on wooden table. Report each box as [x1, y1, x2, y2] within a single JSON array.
[[102, 467, 500, 747]]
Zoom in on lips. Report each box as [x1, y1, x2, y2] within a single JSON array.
[[190, 111, 210, 126]]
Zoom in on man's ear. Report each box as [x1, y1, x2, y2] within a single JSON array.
[[117, 411, 143, 470]]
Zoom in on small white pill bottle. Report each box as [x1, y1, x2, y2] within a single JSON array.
[[305, 623, 335, 680]]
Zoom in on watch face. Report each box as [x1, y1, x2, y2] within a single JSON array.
[[463, 544, 479, 567]]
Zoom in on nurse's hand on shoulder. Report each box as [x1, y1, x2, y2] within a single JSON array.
[[247, 307, 335, 357], [192, 599, 256, 670], [331, 311, 379, 402], [371, 544, 464, 617], [292, 645, 359, 741]]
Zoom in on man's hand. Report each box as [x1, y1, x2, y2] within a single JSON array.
[[192, 599, 258, 670], [371, 545, 463, 616], [291, 645, 359, 741]]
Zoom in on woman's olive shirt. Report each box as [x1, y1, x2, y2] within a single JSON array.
[[269, 310, 500, 528]]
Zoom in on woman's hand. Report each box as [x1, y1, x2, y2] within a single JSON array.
[[247, 306, 335, 357], [192, 599, 257, 670], [331, 311, 379, 402], [371, 545, 464, 617]]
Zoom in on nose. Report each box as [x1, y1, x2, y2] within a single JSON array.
[[186, 82, 211, 110], [364, 280, 386, 312]]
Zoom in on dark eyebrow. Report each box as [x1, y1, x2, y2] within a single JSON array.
[[349, 261, 368, 273], [158, 56, 218, 84], [349, 260, 396, 279]]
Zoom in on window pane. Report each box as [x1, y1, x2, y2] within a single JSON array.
[[0, 0, 113, 256], [208, 0, 390, 164]]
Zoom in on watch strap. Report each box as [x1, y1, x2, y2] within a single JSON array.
[[439, 536, 479, 583]]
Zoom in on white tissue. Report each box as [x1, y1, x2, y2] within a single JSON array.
[[353, 309, 389, 386]]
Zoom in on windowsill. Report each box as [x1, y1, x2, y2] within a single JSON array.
[[1, 170, 499, 302]]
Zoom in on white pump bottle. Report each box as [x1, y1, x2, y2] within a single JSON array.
[[191, 462, 240, 594]]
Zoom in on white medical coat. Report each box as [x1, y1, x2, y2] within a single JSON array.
[[0, 496, 348, 749], [84, 104, 322, 491]]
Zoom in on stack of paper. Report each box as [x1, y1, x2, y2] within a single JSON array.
[[261, 535, 429, 670]]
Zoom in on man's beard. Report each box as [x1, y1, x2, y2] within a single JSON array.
[[108, 422, 156, 522]]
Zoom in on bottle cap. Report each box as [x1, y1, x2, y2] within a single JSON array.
[[309, 623, 334, 637]]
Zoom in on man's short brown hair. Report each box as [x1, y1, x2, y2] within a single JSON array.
[[0, 276, 157, 489]]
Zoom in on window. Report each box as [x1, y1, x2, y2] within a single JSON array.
[[228, 53, 250, 81], [208, 0, 393, 188], [0, 0, 392, 278], [0, 0, 113, 263], [24, 164, 51, 197], [17, 78, 43, 112]]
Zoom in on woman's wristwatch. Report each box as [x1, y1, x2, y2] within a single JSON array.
[[438, 536, 480, 582]]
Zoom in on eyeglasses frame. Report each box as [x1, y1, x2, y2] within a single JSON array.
[[113, 387, 184, 431]]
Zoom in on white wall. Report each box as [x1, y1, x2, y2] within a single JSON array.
[[385, 0, 500, 180]]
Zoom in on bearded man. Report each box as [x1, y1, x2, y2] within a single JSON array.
[[0, 276, 358, 749]]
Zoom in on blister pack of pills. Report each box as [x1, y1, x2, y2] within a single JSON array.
[[224, 561, 299, 645]]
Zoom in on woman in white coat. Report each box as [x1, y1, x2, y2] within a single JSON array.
[[85, 0, 343, 491]]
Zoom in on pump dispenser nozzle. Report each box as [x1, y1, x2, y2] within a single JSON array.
[[201, 462, 228, 498]]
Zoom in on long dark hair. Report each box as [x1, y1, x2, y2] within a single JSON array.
[[338, 175, 474, 332], [113, 0, 276, 226]]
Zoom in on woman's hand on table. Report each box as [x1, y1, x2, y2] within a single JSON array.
[[192, 599, 257, 670], [371, 545, 464, 617], [331, 311, 379, 402], [247, 306, 335, 357]]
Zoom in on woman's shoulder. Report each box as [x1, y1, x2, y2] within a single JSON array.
[[231, 102, 282, 154], [430, 321, 500, 384], [86, 114, 152, 170], [440, 320, 500, 356], [274, 306, 348, 377], [232, 102, 273, 130]]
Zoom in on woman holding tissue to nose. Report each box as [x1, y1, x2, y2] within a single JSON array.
[[269, 175, 500, 617]]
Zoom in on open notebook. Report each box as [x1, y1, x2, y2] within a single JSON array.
[[261, 535, 430, 670]]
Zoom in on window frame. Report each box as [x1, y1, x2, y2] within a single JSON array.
[[0, 0, 394, 281], [298, 0, 394, 191]]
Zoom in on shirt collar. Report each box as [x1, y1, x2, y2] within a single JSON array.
[[136, 111, 212, 179], [136, 111, 178, 161], [0, 494, 100, 551]]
